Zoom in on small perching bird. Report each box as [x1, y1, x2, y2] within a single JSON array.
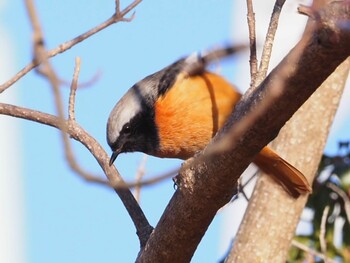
[[106, 46, 312, 197]]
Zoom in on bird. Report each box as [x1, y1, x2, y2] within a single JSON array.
[[106, 47, 312, 197]]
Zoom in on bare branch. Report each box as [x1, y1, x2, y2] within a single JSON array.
[[185, 45, 247, 76], [0, 101, 153, 246], [227, 46, 350, 263], [2, 101, 178, 191], [68, 57, 81, 121], [59, 70, 102, 89], [134, 155, 148, 203], [26, 0, 92, 195], [320, 205, 330, 261], [298, 5, 319, 19], [0, 0, 142, 93], [246, 0, 258, 81], [137, 2, 350, 261], [253, 0, 286, 88], [327, 182, 350, 224], [200, 1, 287, 158], [201, 71, 282, 158], [115, 0, 121, 15], [19, 0, 153, 247], [123, 168, 178, 189], [64, 58, 111, 186], [24, 0, 44, 49], [291, 240, 336, 263]]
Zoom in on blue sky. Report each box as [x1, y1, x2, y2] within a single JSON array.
[[1, 1, 349, 263]]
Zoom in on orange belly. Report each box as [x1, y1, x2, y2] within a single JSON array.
[[154, 71, 241, 159], [153, 71, 311, 195]]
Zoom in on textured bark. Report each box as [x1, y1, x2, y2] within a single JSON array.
[[137, 2, 350, 262], [227, 57, 350, 263]]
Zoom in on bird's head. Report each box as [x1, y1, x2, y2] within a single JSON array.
[[106, 77, 161, 165], [106, 50, 225, 165]]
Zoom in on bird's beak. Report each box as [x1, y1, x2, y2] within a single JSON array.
[[109, 148, 121, 166]]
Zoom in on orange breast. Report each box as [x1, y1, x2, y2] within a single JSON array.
[[154, 72, 241, 159]]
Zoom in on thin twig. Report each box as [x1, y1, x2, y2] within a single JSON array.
[[327, 182, 350, 224], [201, 66, 284, 158], [185, 44, 247, 76], [60, 70, 102, 89], [26, 0, 75, 184], [127, 167, 178, 189], [291, 240, 336, 263], [0, 102, 177, 189], [115, 0, 121, 15], [69, 57, 81, 121], [199, 0, 289, 171], [0, 101, 155, 245], [24, 0, 43, 48], [242, 169, 258, 189], [238, 169, 259, 202], [1, 101, 179, 191], [320, 205, 330, 262], [64, 59, 107, 184], [3, 101, 179, 190], [298, 5, 319, 20], [195, 1, 288, 162], [246, 0, 258, 83], [0, 0, 142, 93], [22, 0, 152, 247], [134, 155, 148, 203], [253, 0, 286, 88], [239, 184, 250, 201]]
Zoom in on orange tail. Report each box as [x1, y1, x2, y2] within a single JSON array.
[[253, 147, 312, 198]]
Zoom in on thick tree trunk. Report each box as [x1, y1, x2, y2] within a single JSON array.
[[226, 57, 350, 262]]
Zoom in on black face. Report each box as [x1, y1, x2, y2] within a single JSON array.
[[108, 59, 187, 166], [108, 106, 159, 162]]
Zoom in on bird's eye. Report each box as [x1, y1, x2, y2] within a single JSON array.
[[122, 124, 131, 134]]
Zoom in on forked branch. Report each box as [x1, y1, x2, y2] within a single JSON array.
[[0, 0, 142, 93]]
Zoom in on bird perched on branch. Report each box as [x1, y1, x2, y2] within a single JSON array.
[[106, 46, 312, 197]]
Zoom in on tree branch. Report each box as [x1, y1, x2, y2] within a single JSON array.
[[320, 205, 330, 260], [14, 0, 153, 248], [227, 0, 350, 259], [0, 101, 154, 246], [291, 240, 336, 263], [136, 1, 350, 262], [253, 0, 286, 88], [134, 155, 148, 203], [68, 57, 80, 121], [327, 182, 350, 224], [0, 0, 142, 93], [246, 0, 258, 82]]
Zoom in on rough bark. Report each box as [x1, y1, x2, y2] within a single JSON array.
[[227, 57, 350, 262], [136, 2, 350, 262]]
